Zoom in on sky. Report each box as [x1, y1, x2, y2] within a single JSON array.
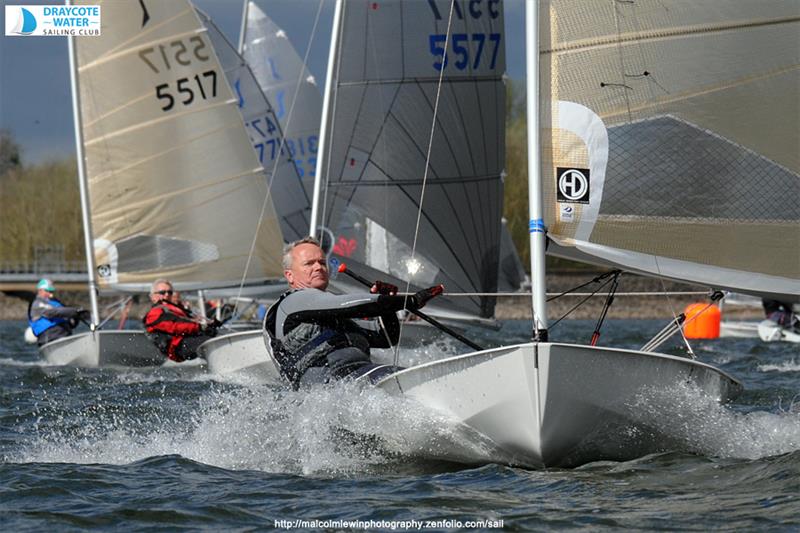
[[0, 0, 527, 165]]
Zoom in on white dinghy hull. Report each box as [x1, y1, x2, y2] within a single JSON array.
[[374, 342, 742, 468], [200, 330, 282, 384], [757, 320, 800, 343], [720, 320, 760, 338], [40, 331, 164, 367]]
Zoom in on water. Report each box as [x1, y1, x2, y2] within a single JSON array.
[[1, 319, 799, 530]]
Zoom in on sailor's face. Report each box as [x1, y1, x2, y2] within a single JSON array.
[[286, 243, 329, 290], [150, 282, 173, 304]]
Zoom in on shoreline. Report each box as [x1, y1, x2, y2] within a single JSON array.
[[0, 273, 763, 322]]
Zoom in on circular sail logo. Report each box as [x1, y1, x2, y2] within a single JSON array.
[[556, 167, 590, 204], [9, 7, 37, 35]]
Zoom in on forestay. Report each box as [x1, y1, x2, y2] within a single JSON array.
[[241, 0, 322, 241], [316, 0, 507, 319], [73, 0, 284, 292], [198, 8, 310, 242], [541, 0, 800, 301]]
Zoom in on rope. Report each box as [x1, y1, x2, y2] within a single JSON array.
[[590, 272, 621, 345], [547, 274, 619, 331]]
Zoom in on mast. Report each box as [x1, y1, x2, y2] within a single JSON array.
[[237, 0, 248, 54], [309, 0, 343, 238], [526, 0, 548, 341], [67, 5, 100, 326]]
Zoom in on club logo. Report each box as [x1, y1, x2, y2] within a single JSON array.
[[556, 167, 590, 204], [5, 5, 101, 37], [7, 7, 37, 35]]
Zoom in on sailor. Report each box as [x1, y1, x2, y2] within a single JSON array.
[[762, 299, 799, 331], [143, 279, 220, 362], [264, 237, 444, 388], [27, 278, 89, 346]]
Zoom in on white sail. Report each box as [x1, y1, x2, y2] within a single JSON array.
[[73, 0, 285, 292], [541, 0, 800, 301], [315, 0, 507, 319], [241, 1, 322, 240], [198, 8, 310, 242]]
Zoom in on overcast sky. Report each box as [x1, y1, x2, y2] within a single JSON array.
[[0, 0, 526, 165]]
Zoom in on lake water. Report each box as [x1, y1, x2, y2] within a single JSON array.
[[1, 319, 798, 530]]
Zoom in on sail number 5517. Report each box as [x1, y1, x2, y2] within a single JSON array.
[[155, 71, 217, 112], [430, 33, 501, 71]]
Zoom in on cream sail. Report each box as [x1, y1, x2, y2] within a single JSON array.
[[74, 0, 284, 292], [541, 0, 800, 300], [42, 0, 286, 368]]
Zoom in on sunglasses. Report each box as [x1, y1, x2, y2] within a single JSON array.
[[155, 290, 174, 296]]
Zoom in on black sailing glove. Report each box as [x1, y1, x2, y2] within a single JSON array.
[[370, 280, 399, 296], [408, 284, 444, 310]]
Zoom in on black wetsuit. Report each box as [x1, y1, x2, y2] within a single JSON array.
[[264, 289, 418, 388]]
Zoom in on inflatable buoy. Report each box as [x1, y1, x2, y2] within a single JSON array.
[[24, 326, 37, 344], [683, 303, 721, 339]]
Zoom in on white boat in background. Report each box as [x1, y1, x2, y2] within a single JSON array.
[[49, 0, 287, 367], [719, 294, 800, 343], [719, 293, 762, 338], [757, 320, 800, 343], [309, 0, 800, 468], [41, 331, 164, 368]]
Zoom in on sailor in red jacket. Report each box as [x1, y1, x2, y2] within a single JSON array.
[[143, 279, 219, 362]]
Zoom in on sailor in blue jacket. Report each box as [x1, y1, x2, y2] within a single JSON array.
[[264, 237, 443, 388], [28, 279, 89, 346]]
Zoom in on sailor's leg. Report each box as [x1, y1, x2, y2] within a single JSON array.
[[175, 334, 215, 361]]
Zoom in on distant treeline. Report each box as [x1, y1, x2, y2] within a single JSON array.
[[0, 86, 586, 271], [0, 130, 84, 263]]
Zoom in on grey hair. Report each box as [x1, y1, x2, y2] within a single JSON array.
[[150, 278, 172, 295], [282, 236, 322, 270]]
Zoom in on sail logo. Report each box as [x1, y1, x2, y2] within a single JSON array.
[[5, 5, 101, 37], [556, 167, 590, 204], [5, 6, 36, 35]]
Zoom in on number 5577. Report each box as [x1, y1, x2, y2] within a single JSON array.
[[429, 33, 501, 71]]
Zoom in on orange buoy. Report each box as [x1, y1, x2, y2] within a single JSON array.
[[683, 303, 721, 339]]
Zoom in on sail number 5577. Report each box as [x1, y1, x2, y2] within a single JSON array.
[[430, 33, 501, 71]]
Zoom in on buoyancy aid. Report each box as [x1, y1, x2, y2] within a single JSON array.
[[143, 301, 201, 361], [28, 298, 68, 336], [264, 290, 371, 387]]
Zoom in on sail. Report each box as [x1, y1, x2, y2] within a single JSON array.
[[541, 0, 800, 301], [241, 1, 322, 241], [316, 0, 507, 319], [72, 0, 284, 292], [197, 8, 309, 242]]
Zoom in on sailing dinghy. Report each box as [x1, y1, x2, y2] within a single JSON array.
[[45, 0, 286, 367], [314, 0, 800, 468]]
